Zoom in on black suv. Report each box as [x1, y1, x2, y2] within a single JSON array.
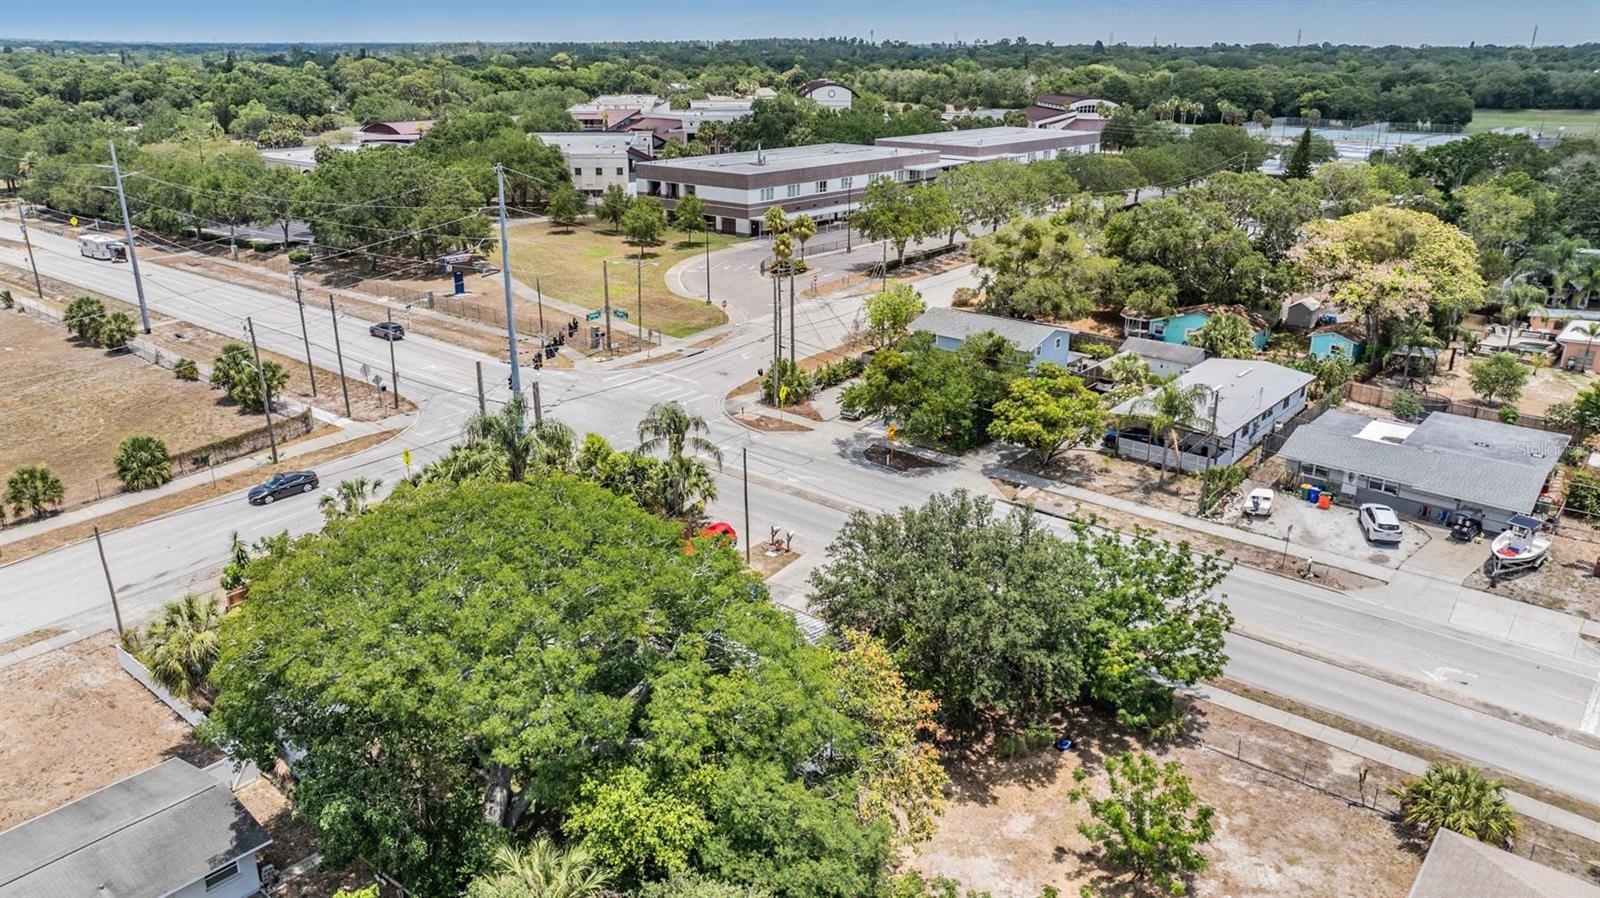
[[369, 321, 405, 341], [247, 470, 319, 505]]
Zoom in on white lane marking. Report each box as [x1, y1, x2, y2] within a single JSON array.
[[1581, 672, 1600, 735]]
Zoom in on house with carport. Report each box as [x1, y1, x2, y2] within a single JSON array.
[[1276, 410, 1568, 533]]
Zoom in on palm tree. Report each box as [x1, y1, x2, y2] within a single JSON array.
[[1390, 762, 1521, 848], [320, 476, 384, 522], [1124, 381, 1210, 483], [1386, 317, 1445, 382], [1512, 236, 1589, 305], [114, 434, 172, 491], [140, 594, 223, 704], [464, 840, 612, 898], [466, 395, 539, 482], [5, 465, 64, 519], [791, 213, 817, 259], [648, 454, 719, 521], [637, 401, 722, 466], [1494, 282, 1546, 326]]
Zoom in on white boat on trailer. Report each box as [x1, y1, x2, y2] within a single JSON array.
[[1487, 514, 1552, 580]]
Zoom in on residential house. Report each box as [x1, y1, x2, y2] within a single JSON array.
[[1408, 829, 1600, 898], [531, 132, 653, 197], [1110, 358, 1314, 473], [1122, 303, 1273, 350], [910, 307, 1079, 368], [634, 144, 940, 236], [1277, 410, 1568, 533], [1281, 295, 1324, 329], [354, 119, 434, 145], [798, 79, 855, 110], [1556, 318, 1600, 372], [0, 759, 273, 898], [1116, 336, 1206, 377], [1308, 321, 1367, 361], [875, 125, 1100, 168]]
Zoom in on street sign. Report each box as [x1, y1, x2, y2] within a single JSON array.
[[585, 310, 602, 321], [402, 449, 412, 467], [69, 216, 79, 227], [613, 309, 629, 320], [779, 386, 789, 403]]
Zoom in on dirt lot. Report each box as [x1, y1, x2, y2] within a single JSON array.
[[1377, 359, 1590, 416], [0, 313, 265, 507], [0, 633, 221, 828], [909, 701, 1423, 897], [1015, 446, 1206, 517], [1466, 527, 1600, 620]]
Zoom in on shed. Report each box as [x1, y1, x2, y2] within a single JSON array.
[[1308, 321, 1367, 361], [1282, 295, 1323, 329]]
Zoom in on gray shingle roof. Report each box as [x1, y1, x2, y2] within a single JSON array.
[[0, 759, 272, 898], [910, 307, 1072, 352], [1408, 829, 1600, 898], [1110, 359, 1314, 437], [1118, 336, 1206, 366], [1277, 410, 1568, 513]]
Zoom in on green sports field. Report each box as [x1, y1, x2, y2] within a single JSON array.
[[1466, 109, 1600, 135]]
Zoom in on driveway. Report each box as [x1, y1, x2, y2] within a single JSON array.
[[1233, 490, 1430, 569]]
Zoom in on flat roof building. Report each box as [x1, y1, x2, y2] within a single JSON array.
[[635, 143, 940, 236], [531, 132, 653, 197], [876, 125, 1100, 165]]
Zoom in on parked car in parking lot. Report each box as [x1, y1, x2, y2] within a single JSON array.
[[1358, 503, 1404, 545], [369, 321, 405, 341], [248, 470, 319, 505]]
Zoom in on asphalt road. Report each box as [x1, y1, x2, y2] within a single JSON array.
[[3, 225, 1598, 804]]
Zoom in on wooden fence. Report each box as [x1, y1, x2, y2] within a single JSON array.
[[1344, 381, 1573, 434]]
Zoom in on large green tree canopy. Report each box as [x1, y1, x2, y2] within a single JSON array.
[[208, 478, 902, 897]]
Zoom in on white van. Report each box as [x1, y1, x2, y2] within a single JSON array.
[[78, 234, 127, 262]]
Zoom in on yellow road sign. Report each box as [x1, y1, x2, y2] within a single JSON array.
[[886, 423, 898, 442], [779, 385, 789, 403], [402, 449, 412, 467], [69, 216, 79, 227]]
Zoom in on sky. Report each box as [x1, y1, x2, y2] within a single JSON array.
[[4, 0, 1598, 47]]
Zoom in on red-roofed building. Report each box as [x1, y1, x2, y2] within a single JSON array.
[[354, 120, 435, 145]]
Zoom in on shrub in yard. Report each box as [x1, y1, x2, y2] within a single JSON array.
[[1, 289, 13, 309], [288, 248, 311, 264], [93, 311, 137, 349], [1071, 751, 1215, 895], [174, 358, 200, 381], [1198, 464, 1246, 516], [250, 240, 273, 253], [1390, 389, 1423, 421], [211, 342, 288, 412], [5, 465, 65, 519], [1391, 762, 1520, 847], [761, 357, 814, 407], [1468, 351, 1529, 406], [950, 286, 978, 308], [114, 434, 172, 491], [138, 593, 223, 704], [1077, 341, 1116, 360], [63, 296, 105, 341], [1497, 405, 1520, 425], [812, 356, 865, 389], [1566, 468, 1600, 517]]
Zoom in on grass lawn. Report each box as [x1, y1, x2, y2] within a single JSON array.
[[496, 219, 742, 338], [1466, 108, 1600, 135]]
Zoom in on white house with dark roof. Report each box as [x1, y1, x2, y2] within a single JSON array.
[[1116, 336, 1206, 377], [910, 307, 1079, 368], [1276, 410, 1568, 533], [0, 759, 272, 898], [1110, 358, 1314, 472]]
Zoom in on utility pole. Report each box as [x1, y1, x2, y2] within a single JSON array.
[[636, 243, 644, 346], [845, 184, 853, 253], [772, 272, 781, 368], [1295, 27, 1301, 47], [328, 295, 352, 419], [1529, 24, 1539, 49], [107, 140, 151, 334], [385, 307, 400, 410], [495, 163, 521, 395], [535, 276, 546, 337], [93, 526, 124, 635], [704, 226, 712, 304], [788, 267, 796, 369], [292, 274, 316, 397], [245, 316, 280, 463], [742, 446, 751, 564], [14, 201, 43, 298], [880, 241, 888, 291], [531, 381, 542, 425], [475, 361, 486, 414], [603, 261, 613, 355]]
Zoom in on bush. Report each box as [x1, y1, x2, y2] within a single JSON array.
[[93, 311, 137, 349], [6, 465, 65, 519], [1497, 405, 1520, 424], [1566, 468, 1600, 516], [114, 434, 172, 491], [950, 286, 979, 308], [249, 240, 273, 253], [1199, 464, 1246, 516], [812, 356, 865, 389], [63, 296, 105, 341], [1390, 389, 1423, 421], [1, 289, 13, 309], [288, 248, 311, 264], [173, 358, 199, 381], [1077, 341, 1116, 360], [761, 357, 814, 407], [1391, 762, 1520, 847]]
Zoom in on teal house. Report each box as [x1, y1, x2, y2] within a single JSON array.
[[1123, 304, 1272, 350], [1308, 322, 1366, 361]]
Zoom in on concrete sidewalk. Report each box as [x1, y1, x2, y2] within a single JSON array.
[[1195, 683, 1600, 844], [0, 414, 407, 548], [996, 462, 1600, 663]]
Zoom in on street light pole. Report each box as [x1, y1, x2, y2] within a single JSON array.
[[246, 316, 280, 464], [603, 260, 613, 355], [496, 163, 521, 396], [107, 140, 151, 334], [292, 273, 316, 397]]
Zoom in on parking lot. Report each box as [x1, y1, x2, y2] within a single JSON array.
[[1231, 486, 1430, 569]]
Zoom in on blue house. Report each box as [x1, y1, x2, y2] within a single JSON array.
[[1122, 304, 1272, 351], [910, 308, 1080, 368], [1308, 322, 1367, 361]]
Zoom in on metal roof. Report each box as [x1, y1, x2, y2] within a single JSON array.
[[637, 143, 926, 176], [1277, 410, 1569, 513], [0, 759, 271, 898], [910, 307, 1073, 351], [1111, 359, 1315, 437]]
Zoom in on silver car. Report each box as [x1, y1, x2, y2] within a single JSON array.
[[1359, 503, 1404, 545]]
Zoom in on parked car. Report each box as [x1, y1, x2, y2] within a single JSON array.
[[1359, 503, 1404, 545], [248, 470, 319, 505], [369, 321, 405, 341]]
